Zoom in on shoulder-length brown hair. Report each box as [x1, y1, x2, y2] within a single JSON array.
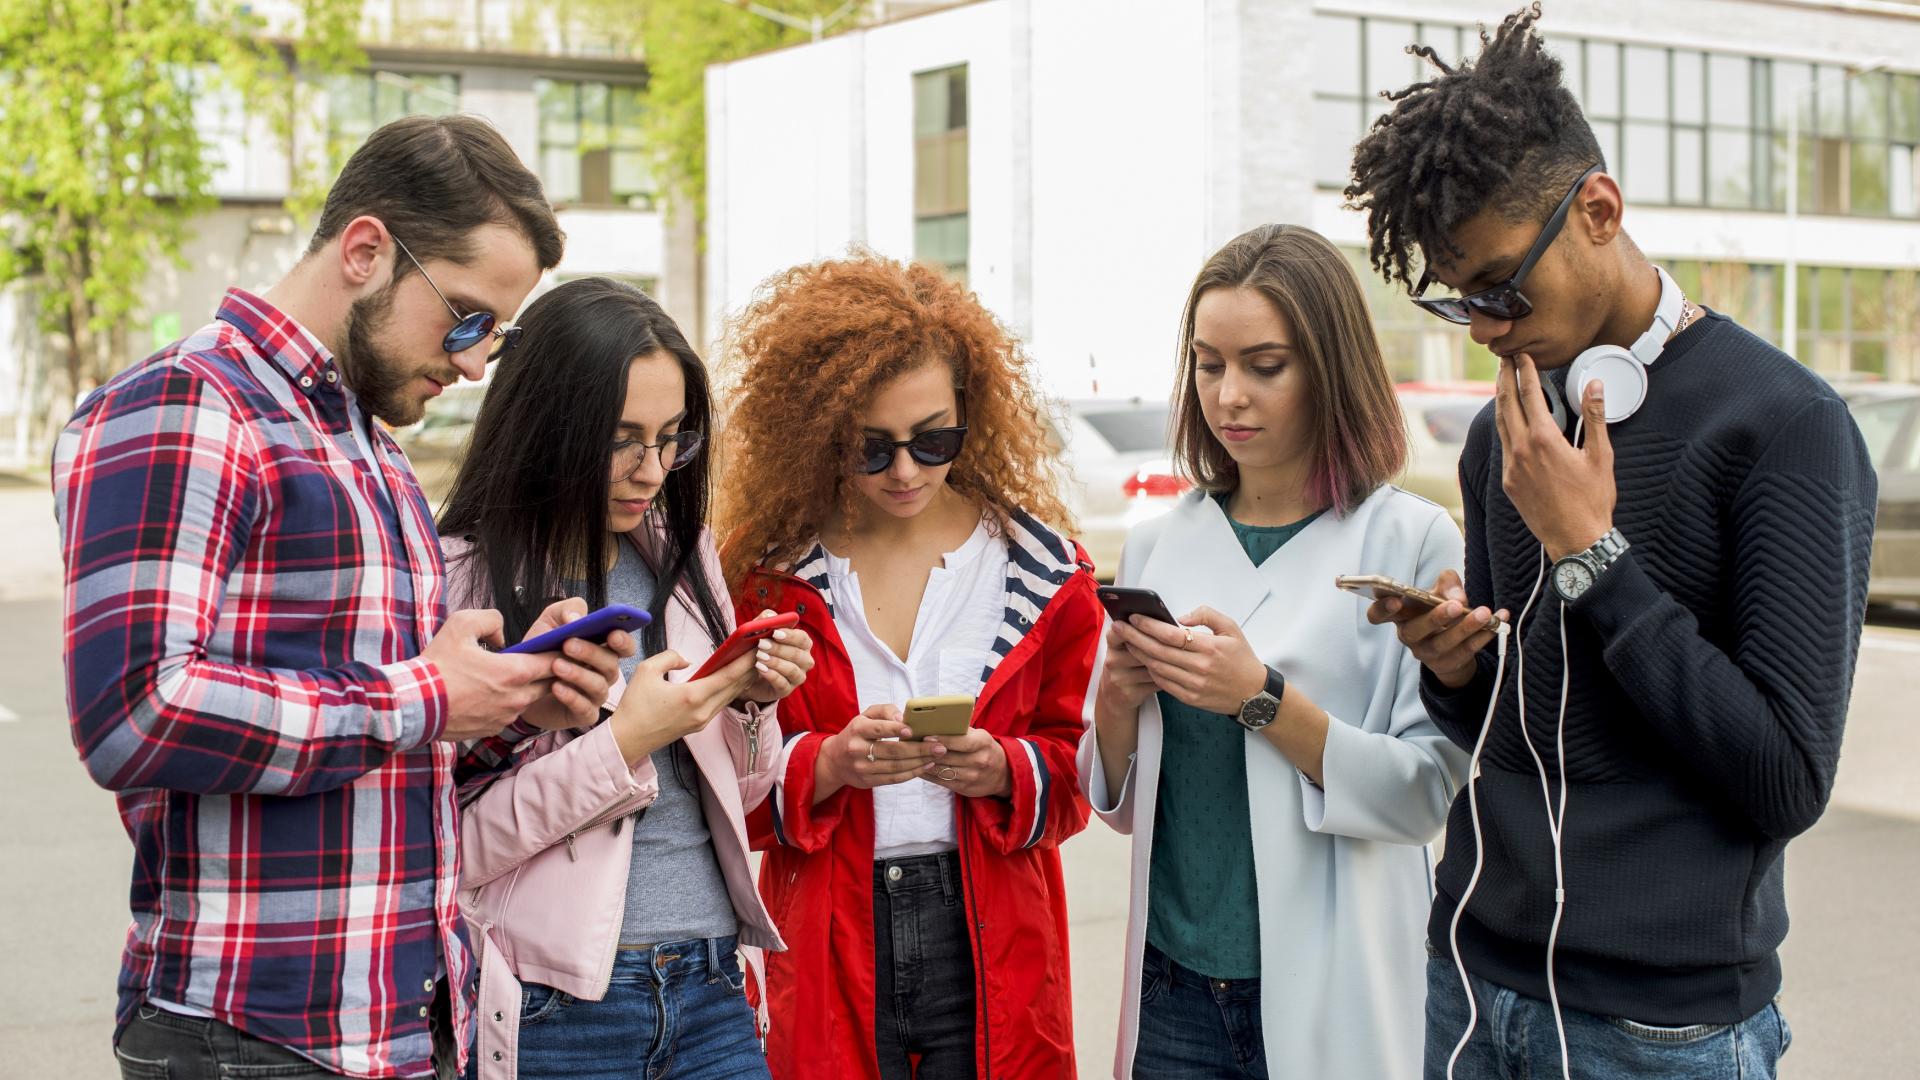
[[715, 253, 1073, 590], [1170, 224, 1407, 517]]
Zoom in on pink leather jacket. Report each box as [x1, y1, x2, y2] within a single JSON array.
[[442, 529, 785, 1080]]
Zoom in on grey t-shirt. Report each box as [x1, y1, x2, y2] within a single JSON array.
[[599, 542, 737, 946]]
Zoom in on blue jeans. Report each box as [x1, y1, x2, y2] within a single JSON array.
[[1132, 941, 1268, 1080], [1423, 956, 1792, 1079], [873, 851, 977, 1080], [502, 936, 768, 1080]]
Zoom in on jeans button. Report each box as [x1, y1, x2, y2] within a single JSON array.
[[886, 865, 902, 882]]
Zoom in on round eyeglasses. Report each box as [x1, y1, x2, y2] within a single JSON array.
[[612, 431, 704, 480]]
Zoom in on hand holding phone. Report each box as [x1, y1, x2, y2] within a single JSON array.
[[1334, 575, 1449, 611], [502, 603, 652, 654], [689, 611, 802, 681], [1096, 586, 1179, 626], [902, 695, 975, 741], [1356, 569, 1510, 690]]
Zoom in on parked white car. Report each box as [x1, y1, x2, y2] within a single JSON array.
[[1051, 397, 1188, 580]]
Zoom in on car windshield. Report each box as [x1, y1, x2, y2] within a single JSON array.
[[1847, 398, 1914, 465], [1420, 400, 1485, 444], [1082, 405, 1170, 453]]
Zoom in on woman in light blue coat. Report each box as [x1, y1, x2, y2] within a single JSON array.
[[1078, 224, 1470, 1079]]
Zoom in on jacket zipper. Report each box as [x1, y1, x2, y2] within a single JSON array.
[[958, 814, 993, 1079]]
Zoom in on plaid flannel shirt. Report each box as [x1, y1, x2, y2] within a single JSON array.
[[54, 290, 474, 1078]]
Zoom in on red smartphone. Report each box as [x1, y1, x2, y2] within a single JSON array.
[[689, 612, 801, 681]]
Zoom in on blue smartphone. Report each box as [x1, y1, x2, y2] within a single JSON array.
[[501, 603, 651, 654]]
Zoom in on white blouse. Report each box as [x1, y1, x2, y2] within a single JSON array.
[[824, 518, 1008, 859]]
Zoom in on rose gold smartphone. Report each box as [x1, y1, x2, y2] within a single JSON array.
[[1335, 574, 1506, 628]]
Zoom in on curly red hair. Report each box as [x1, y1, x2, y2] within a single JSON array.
[[716, 254, 1072, 590]]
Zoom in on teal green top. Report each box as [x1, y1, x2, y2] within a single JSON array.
[[1146, 495, 1321, 980]]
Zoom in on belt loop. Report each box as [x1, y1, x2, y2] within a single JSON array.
[[939, 851, 957, 903], [706, 936, 722, 977]]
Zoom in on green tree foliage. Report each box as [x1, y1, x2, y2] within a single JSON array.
[[0, 0, 362, 410], [626, 0, 857, 225]]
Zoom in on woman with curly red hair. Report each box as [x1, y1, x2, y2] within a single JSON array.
[[715, 254, 1101, 1080]]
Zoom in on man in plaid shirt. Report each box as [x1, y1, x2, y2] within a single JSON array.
[[54, 117, 632, 1079]]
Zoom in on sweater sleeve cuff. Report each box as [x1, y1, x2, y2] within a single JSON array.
[[1418, 658, 1493, 721], [1569, 546, 1660, 641]]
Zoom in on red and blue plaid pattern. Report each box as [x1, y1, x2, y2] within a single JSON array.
[[54, 290, 473, 1078]]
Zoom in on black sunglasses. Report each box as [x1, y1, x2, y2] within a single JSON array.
[[392, 235, 524, 358], [612, 431, 704, 480], [1410, 164, 1604, 325], [857, 426, 969, 475]]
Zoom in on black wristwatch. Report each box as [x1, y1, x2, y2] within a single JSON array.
[[1234, 666, 1287, 731]]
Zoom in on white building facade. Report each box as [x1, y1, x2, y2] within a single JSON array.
[[706, 0, 1920, 401]]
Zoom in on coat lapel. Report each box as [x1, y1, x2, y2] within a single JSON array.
[[1136, 492, 1272, 629]]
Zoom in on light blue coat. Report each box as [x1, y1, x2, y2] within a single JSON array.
[[1077, 485, 1471, 1080]]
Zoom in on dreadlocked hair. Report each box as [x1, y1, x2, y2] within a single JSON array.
[[1343, 3, 1605, 289]]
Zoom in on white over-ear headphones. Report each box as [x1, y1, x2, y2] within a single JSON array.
[[1560, 266, 1686, 425]]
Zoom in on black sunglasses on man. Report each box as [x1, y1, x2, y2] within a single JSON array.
[[1409, 164, 1604, 325]]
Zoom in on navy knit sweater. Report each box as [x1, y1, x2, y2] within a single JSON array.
[[1421, 311, 1878, 1025]]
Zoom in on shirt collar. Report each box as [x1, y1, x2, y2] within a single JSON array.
[[215, 288, 341, 398]]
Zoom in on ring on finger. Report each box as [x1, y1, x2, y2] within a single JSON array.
[[1181, 626, 1194, 649], [866, 743, 876, 763], [939, 766, 958, 781]]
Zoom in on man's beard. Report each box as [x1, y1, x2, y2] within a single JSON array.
[[339, 283, 429, 427]]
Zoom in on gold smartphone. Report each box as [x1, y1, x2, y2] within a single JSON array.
[[903, 695, 975, 740], [1334, 574, 1448, 609], [1334, 574, 1507, 628]]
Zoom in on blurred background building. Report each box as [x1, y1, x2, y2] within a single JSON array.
[[0, 0, 673, 467], [5, 0, 1919, 479], [707, 0, 1920, 400]]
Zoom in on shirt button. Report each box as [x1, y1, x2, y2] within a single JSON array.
[[493, 1011, 504, 1022], [325, 370, 338, 383], [418, 1005, 430, 1018], [886, 865, 902, 882], [299, 375, 314, 388], [493, 1051, 504, 1061], [424, 978, 435, 991]]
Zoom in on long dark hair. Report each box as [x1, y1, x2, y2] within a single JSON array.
[[438, 277, 729, 654]]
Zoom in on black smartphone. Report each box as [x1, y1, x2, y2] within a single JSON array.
[[1096, 586, 1179, 625]]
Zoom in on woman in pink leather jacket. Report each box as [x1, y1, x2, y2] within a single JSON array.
[[437, 278, 814, 1080]]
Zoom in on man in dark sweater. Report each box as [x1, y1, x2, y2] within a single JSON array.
[[1344, 7, 1878, 1078]]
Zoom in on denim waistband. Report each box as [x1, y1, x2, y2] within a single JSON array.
[[872, 850, 961, 900], [610, 935, 738, 981]]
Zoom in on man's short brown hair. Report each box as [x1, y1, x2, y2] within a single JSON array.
[[309, 114, 564, 274]]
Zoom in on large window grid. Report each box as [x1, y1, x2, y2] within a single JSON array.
[[1313, 14, 1920, 221], [1342, 247, 1916, 384], [534, 79, 652, 208], [328, 70, 460, 153]]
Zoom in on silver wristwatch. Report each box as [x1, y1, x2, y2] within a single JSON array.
[[1551, 527, 1630, 602]]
